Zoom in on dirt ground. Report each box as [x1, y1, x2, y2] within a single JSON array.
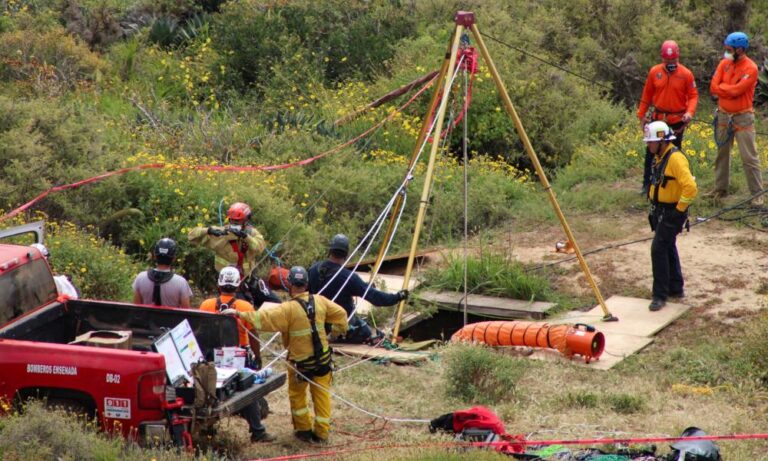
[[508, 214, 768, 318], [228, 212, 768, 460]]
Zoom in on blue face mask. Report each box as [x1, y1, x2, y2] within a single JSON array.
[[665, 63, 678, 72]]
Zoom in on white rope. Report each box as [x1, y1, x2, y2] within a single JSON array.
[[328, 55, 468, 315], [462, 65, 469, 327], [347, 191, 408, 320], [247, 328, 430, 424]]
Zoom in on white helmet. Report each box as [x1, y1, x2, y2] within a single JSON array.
[[30, 243, 49, 258], [643, 121, 676, 142], [218, 266, 241, 287]]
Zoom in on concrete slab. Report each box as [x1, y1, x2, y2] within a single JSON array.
[[552, 295, 691, 337], [418, 290, 557, 320]]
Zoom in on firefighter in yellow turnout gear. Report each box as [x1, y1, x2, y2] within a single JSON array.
[[234, 266, 348, 443], [188, 202, 266, 278], [644, 121, 698, 312]]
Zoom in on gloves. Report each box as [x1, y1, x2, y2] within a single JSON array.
[[207, 227, 227, 237], [229, 228, 248, 239], [220, 308, 238, 316], [396, 289, 410, 301]]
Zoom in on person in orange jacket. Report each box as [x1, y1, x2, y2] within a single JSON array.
[[708, 32, 764, 207], [637, 40, 699, 195]]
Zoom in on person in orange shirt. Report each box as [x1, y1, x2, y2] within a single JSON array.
[[709, 31, 764, 207], [637, 40, 698, 195], [199, 266, 276, 443]]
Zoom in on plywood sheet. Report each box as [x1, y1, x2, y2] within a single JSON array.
[[553, 296, 690, 337], [529, 332, 654, 370], [418, 290, 557, 319], [331, 343, 430, 364]]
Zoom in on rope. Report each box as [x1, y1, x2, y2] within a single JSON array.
[[0, 75, 436, 224], [462, 60, 470, 327], [527, 188, 768, 272], [315, 55, 467, 301], [249, 433, 768, 461], [479, 32, 768, 137], [246, 328, 429, 423]]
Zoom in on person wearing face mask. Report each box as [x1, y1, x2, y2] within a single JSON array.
[[637, 40, 699, 196], [708, 31, 764, 207], [644, 121, 698, 312]]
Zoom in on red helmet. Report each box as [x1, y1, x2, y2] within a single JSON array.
[[227, 202, 251, 222], [660, 40, 679, 60]]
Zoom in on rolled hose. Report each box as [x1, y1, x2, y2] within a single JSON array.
[[451, 321, 605, 363]]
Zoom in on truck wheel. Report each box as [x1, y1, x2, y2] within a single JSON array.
[[46, 398, 91, 418], [257, 397, 270, 420]]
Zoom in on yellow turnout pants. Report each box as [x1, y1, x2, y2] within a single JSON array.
[[287, 368, 333, 440]]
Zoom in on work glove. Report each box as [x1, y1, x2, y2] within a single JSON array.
[[220, 308, 238, 316], [229, 228, 248, 239], [396, 289, 410, 301], [207, 227, 227, 237]]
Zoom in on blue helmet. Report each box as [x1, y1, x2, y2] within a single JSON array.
[[724, 32, 749, 50]]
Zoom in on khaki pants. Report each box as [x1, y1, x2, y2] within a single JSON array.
[[714, 111, 763, 195], [287, 368, 333, 440]]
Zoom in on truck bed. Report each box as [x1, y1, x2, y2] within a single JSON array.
[[0, 299, 241, 353]]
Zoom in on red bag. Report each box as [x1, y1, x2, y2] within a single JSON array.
[[268, 266, 290, 291], [452, 406, 505, 435]]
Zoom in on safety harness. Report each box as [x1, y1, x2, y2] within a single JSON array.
[[648, 145, 690, 233], [215, 296, 235, 312], [147, 269, 174, 306], [293, 295, 332, 379], [650, 145, 676, 207]]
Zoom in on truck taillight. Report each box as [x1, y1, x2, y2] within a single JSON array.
[[138, 371, 166, 410]]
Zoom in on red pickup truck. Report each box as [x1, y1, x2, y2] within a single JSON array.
[[0, 222, 285, 445]]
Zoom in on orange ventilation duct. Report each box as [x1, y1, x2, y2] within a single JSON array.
[[451, 321, 605, 364]]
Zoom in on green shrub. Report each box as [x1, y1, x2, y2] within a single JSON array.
[[605, 393, 645, 414], [560, 391, 600, 409], [443, 343, 529, 405], [0, 26, 106, 92], [46, 221, 141, 301]]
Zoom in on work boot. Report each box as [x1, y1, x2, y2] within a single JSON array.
[[649, 298, 666, 311], [751, 194, 765, 209], [295, 430, 315, 442], [669, 291, 685, 299], [311, 433, 328, 444], [703, 189, 727, 201], [251, 432, 277, 443]]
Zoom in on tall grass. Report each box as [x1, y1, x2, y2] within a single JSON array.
[[423, 250, 551, 301]]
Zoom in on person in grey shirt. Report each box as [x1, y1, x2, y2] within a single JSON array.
[[132, 238, 193, 308]]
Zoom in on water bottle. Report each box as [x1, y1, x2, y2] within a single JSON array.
[[253, 367, 273, 384]]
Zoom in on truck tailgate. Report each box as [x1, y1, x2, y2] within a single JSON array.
[[192, 372, 286, 418]]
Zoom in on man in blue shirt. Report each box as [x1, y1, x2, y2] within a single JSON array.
[[308, 234, 409, 344]]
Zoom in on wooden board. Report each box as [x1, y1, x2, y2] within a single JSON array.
[[529, 332, 655, 370], [553, 296, 691, 337], [527, 295, 691, 370], [417, 290, 557, 320], [331, 343, 430, 364]]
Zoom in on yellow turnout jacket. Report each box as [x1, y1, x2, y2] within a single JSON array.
[[239, 292, 349, 363]]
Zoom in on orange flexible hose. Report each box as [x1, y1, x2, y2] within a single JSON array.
[[451, 321, 605, 363]]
